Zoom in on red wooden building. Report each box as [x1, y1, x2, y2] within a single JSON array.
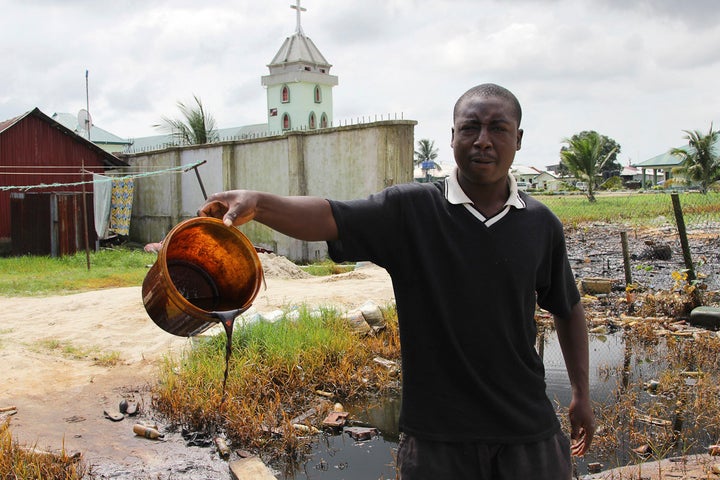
[[0, 108, 127, 256]]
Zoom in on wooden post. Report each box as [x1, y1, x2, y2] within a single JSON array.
[[81, 160, 91, 270], [670, 193, 702, 304], [620, 231, 632, 286], [670, 193, 696, 284]]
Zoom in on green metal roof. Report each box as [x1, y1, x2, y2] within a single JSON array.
[[633, 147, 687, 169]]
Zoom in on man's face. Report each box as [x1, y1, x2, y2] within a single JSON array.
[[451, 95, 523, 187]]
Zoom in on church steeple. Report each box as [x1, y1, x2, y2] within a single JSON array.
[[261, 1, 338, 133]]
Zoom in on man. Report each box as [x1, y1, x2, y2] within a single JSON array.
[[199, 83, 594, 479]]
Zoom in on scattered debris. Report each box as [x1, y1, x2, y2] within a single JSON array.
[[632, 444, 653, 457], [322, 411, 350, 428], [344, 426, 379, 441], [103, 410, 124, 422], [132, 423, 164, 439], [292, 423, 321, 435], [214, 436, 231, 459], [344, 300, 386, 335], [582, 277, 614, 295], [373, 356, 399, 374], [689, 306, 720, 329], [182, 428, 214, 447], [635, 413, 672, 428]]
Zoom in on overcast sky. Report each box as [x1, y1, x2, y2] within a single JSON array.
[[3, 0, 720, 169]]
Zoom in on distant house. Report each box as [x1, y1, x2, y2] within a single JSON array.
[[533, 170, 560, 191], [633, 150, 684, 186], [51, 111, 132, 154], [510, 165, 542, 187], [0, 108, 127, 256], [413, 161, 451, 182]]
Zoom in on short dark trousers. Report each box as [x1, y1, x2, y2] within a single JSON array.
[[396, 431, 572, 480]]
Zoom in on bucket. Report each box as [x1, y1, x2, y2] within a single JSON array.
[[142, 217, 264, 337]]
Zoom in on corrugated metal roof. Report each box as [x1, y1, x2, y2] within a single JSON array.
[[633, 149, 685, 168], [51, 112, 131, 146], [633, 135, 720, 169], [0, 108, 127, 167]]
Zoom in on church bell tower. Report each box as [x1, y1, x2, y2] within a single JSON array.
[[261, 1, 338, 133]]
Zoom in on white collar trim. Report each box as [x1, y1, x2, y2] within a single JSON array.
[[445, 167, 526, 209]]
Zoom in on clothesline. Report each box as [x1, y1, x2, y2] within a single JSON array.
[[0, 160, 204, 192]]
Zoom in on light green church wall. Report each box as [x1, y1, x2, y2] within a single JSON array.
[[267, 82, 334, 133]]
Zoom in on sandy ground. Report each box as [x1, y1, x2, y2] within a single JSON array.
[[0, 259, 716, 479]]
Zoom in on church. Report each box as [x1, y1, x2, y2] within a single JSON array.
[[127, 1, 339, 154]]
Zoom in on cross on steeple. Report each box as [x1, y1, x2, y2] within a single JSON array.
[[291, 0, 306, 34]]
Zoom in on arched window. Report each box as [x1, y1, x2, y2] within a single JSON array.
[[320, 113, 328, 128], [281, 85, 290, 103], [309, 112, 316, 129], [282, 113, 291, 130], [314, 85, 321, 103]]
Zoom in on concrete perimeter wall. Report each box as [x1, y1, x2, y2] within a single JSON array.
[[123, 120, 416, 262]]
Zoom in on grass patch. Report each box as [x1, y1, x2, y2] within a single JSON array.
[[536, 191, 720, 227], [299, 260, 355, 276], [32, 338, 123, 366], [152, 305, 400, 462], [0, 247, 157, 296]]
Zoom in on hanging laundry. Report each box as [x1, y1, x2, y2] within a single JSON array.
[[93, 174, 112, 239], [110, 177, 134, 236]]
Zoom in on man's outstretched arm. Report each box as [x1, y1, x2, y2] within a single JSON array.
[[198, 190, 338, 242]]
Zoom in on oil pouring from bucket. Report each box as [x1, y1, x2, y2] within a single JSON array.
[[142, 217, 264, 397]]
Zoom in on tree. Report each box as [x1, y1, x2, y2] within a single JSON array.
[[560, 131, 622, 178], [670, 124, 720, 194], [156, 95, 218, 145], [560, 131, 618, 202], [414, 139, 441, 180]]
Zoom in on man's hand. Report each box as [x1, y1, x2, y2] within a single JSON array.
[[568, 394, 594, 457], [197, 190, 258, 227]]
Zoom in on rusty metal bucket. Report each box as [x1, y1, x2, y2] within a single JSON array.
[[142, 217, 263, 337]]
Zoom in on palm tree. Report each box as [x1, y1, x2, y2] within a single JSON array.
[[670, 125, 720, 194], [156, 95, 218, 145], [560, 131, 617, 202], [414, 139, 441, 181]]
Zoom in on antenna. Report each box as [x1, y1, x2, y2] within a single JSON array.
[[85, 70, 91, 141]]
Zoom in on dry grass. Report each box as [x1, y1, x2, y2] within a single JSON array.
[[0, 418, 88, 479]]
